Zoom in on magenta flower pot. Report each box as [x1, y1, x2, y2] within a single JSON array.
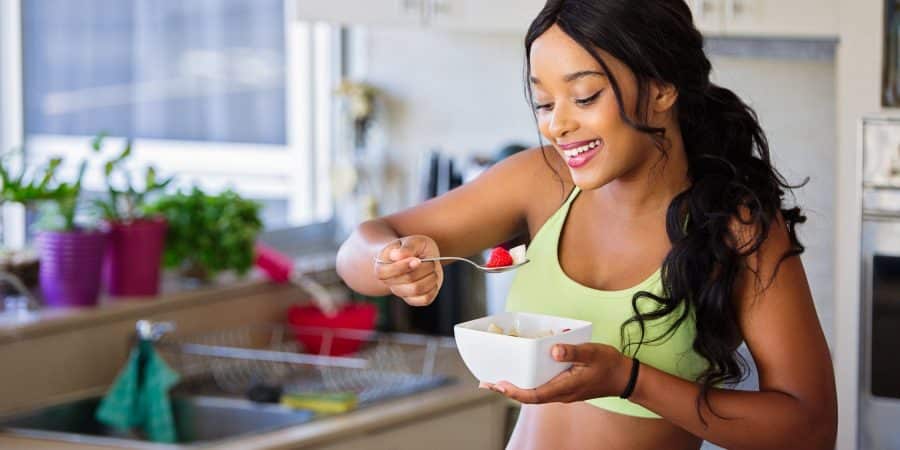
[[38, 229, 108, 308], [102, 217, 167, 297]]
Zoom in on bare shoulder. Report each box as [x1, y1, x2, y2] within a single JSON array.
[[727, 206, 805, 313]]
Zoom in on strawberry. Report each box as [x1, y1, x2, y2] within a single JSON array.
[[485, 246, 514, 268]]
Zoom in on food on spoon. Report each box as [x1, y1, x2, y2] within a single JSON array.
[[508, 244, 527, 265], [485, 247, 514, 268]]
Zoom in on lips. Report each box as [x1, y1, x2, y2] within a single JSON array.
[[560, 139, 602, 158], [564, 140, 602, 169], [558, 139, 600, 150]]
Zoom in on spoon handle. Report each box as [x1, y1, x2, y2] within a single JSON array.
[[374, 255, 479, 268]]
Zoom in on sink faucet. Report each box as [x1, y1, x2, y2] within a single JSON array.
[[136, 319, 175, 342]]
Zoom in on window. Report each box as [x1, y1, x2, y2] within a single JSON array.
[[2, 0, 338, 242]]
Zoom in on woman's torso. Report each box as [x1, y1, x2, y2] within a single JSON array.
[[504, 151, 703, 449]]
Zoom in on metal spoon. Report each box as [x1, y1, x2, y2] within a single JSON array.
[[373, 256, 530, 274]]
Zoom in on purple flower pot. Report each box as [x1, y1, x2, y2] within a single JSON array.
[[38, 229, 108, 308], [102, 218, 167, 297]]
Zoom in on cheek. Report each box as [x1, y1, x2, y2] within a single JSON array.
[[536, 114, 555, 141]]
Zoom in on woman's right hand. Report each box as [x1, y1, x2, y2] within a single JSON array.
[[374, 235, 444, 306]]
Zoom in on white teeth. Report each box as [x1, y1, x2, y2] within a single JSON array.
[[562, 139, 602, 158]]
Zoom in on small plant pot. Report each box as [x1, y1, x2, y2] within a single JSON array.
[[102, 217, 167, 297], [38, 229, 107, 307]]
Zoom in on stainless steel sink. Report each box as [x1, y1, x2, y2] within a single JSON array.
[[0, 395, 314, 448]]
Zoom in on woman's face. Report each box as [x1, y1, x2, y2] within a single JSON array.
[[529, 25, 664, 190]]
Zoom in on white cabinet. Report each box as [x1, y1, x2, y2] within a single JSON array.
[[427, 0, 545, 33], [295, 0, 545, 33], [295, 0, 424, 28], [297, 0, 837, 38], [687, 0, 838, 38], [689, 0, 725, 35]]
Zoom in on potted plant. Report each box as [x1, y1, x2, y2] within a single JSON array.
[[91, 134, 173, 297], [21, 155, 107, 308], [0, 153, 67, 300], [144, 187, 262, 283]]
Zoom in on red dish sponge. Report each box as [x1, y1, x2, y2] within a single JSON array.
[[485, 246, 514, 268]]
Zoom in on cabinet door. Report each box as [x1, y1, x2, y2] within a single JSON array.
[[688, 0, 725, 35], [722, 0, 838, 38], [294, 0, 424, 27], [427, 0, 546, 34]]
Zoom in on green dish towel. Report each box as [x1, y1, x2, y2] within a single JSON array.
[[96, 339, 180, 443]]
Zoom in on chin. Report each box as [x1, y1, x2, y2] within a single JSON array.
[[569, 172, 612, 192]]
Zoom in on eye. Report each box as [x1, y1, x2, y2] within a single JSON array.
[[533, 102, 553, 112], [575, 89, 604, 106]]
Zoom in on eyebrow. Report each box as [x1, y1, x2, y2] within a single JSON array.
[[530, 70, 606, 85]]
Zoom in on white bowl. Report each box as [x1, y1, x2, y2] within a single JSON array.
[[453, 312, 593, 389]]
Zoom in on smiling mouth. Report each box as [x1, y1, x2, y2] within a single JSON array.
[[561, 139, 602, 159]]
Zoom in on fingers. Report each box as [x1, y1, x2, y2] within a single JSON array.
[[492, 371, 579, 404], [404, 283, 439, 307], [375, 258, 427, 281], [373, 235, 442, 307], [389, 272, 439, 298], [552, 343, 598, 365], [388, 236, 426, 262], [375, 257, 433, 281]]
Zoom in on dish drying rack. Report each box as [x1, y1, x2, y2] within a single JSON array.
[[139, 320, 457, 406]]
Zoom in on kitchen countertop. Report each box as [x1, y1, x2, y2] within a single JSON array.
[[0, 348, 504, 450]]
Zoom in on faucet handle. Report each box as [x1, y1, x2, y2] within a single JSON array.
[[136, 319, 175, 341]]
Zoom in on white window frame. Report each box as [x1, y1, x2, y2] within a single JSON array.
[[0, 0, 337, 245], [0, 0, 26, 249]]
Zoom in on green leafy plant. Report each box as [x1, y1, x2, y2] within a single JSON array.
[[0, 149, 86, 231], [91, 133, 174, 222], [144, 187, 263, 280]]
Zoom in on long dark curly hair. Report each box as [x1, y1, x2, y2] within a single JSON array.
[[524, 0, 806, 422]]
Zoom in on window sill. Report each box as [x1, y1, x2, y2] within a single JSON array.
[[0, 221, 341, 344]]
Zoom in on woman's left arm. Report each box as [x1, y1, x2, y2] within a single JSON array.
[[489, 215, 838, 450]]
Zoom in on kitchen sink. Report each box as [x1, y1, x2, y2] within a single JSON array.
[[0, 395, 314, 448]]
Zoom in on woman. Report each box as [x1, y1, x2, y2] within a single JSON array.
[[336, 0, 837, 448]]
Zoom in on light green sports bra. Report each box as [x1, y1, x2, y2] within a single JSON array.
[[505, 186, 708, 419]]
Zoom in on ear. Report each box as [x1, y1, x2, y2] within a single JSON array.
[[650, 81, 678, 113]]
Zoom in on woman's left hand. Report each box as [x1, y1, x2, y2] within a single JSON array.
[[480, 343, 632, 404]]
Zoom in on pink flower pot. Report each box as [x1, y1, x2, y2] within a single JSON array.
[[102, 217, 167, 297]]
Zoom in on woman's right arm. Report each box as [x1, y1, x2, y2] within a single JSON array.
[[336, 147, 562, 305]]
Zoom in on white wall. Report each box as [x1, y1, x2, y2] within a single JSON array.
[[365, 29, 537, 210], [710, 56, 837, 351]]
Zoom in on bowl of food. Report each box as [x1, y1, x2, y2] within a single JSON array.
[[453, 312, 593, 389]]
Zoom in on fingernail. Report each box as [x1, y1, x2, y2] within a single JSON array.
[[494, 386, 506, 393], [552, 345, 564, 360], [409, 258, 420, 269]]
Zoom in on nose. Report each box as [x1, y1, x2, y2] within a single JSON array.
[[547, 104, 577, 141]]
